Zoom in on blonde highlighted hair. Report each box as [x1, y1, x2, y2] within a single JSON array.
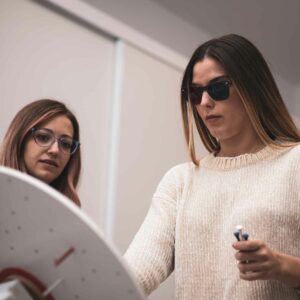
[[0, 99, 81, 206], [181, 34, 300, 165]]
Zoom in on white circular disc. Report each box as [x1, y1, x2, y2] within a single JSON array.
[[0, 166, 145, 300]]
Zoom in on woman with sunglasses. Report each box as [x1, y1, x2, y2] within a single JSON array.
[[0, 99, 81, 206], [125, 34, 300, 299]]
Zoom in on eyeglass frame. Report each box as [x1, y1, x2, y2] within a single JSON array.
[[30, 127, 80, 155], [182, 79, 232, 105]]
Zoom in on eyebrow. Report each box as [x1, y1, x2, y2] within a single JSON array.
[[40, 127, 73, 139], [191, 75, 229, 86]]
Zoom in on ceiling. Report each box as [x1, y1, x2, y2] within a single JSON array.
[[149, 0, 300, 85]]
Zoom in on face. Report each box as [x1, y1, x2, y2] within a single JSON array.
[[23, 115, 74, 184], [192, 56, 255, 144]]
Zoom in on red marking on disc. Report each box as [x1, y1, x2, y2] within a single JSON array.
[[0, 267, 56, 300], [54, 246, 75, 267]]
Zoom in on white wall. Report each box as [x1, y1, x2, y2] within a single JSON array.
[[107, 41, 189, 300], [81, 0, 209, 58], [0, 0, 116, 229], [81, 0, 300, 120], [274, 74, 300, 125], [109, 42, 186, 249], [292, 85, 300, 125]]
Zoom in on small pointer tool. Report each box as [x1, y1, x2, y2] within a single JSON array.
[[233, 225, 249, 241]]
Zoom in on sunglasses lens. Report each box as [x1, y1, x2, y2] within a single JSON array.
[[208, 81, 230, 101], [186, 80, 231, 105], [189, 87, 203, 105]]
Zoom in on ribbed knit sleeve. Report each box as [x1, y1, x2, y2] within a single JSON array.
[[124, 163, 191, 295], [125, 144, 300, 299]]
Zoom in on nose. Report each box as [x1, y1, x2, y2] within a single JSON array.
[[47, 140, 60, 154], [199, 91, 214, 108]]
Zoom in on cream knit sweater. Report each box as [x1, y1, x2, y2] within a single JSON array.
[[125, 144, 300, 299]]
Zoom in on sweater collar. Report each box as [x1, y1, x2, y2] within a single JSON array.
[[200, 144, 290, 170]]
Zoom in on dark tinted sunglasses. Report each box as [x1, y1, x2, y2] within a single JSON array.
[[183, 80, 232, 105]]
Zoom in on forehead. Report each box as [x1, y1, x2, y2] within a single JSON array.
[[38, 115, 74, 137], [192, 57, 226, 85]]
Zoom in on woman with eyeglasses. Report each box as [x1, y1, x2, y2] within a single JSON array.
[[125, 34, 300, 299], [0, 99, 81, 206]]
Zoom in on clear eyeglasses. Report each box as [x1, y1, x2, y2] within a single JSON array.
[[31, 128, 80, 155]]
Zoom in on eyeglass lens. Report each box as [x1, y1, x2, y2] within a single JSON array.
[[32, 129, 78, 154]]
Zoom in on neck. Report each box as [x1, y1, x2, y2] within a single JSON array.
[[216, 135, 265, 157]]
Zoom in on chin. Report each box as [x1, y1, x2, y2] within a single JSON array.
[[39, 177, 54, 184], [35, 172, 56, 185], [210, 133, 225, 141], [210, 130, 231, 141]]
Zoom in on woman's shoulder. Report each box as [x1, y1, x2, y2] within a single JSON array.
[[291, 142, 300, 152], [268, 142, 300, 168], [161, 162, 198, 186], [165, 161, 197, 178], [285, 142, 300, 160], [154, 162, 196, 199], [281, 142, 300, 157]]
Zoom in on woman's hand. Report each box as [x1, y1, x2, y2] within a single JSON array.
[[232, 239, 300, 288], [232, 239, 281, 281]]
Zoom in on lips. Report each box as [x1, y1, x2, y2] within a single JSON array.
[[205, 114, 222, 121], [39, 159, 58, 167]]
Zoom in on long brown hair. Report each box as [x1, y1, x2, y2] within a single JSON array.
[[0, 99, 81, 206], [181, 34, 300, 165]]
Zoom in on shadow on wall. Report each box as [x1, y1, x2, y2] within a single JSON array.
[[150, 0, 300, 85]]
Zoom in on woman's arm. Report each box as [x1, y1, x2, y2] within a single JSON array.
[[124, 165, 187, 295]]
